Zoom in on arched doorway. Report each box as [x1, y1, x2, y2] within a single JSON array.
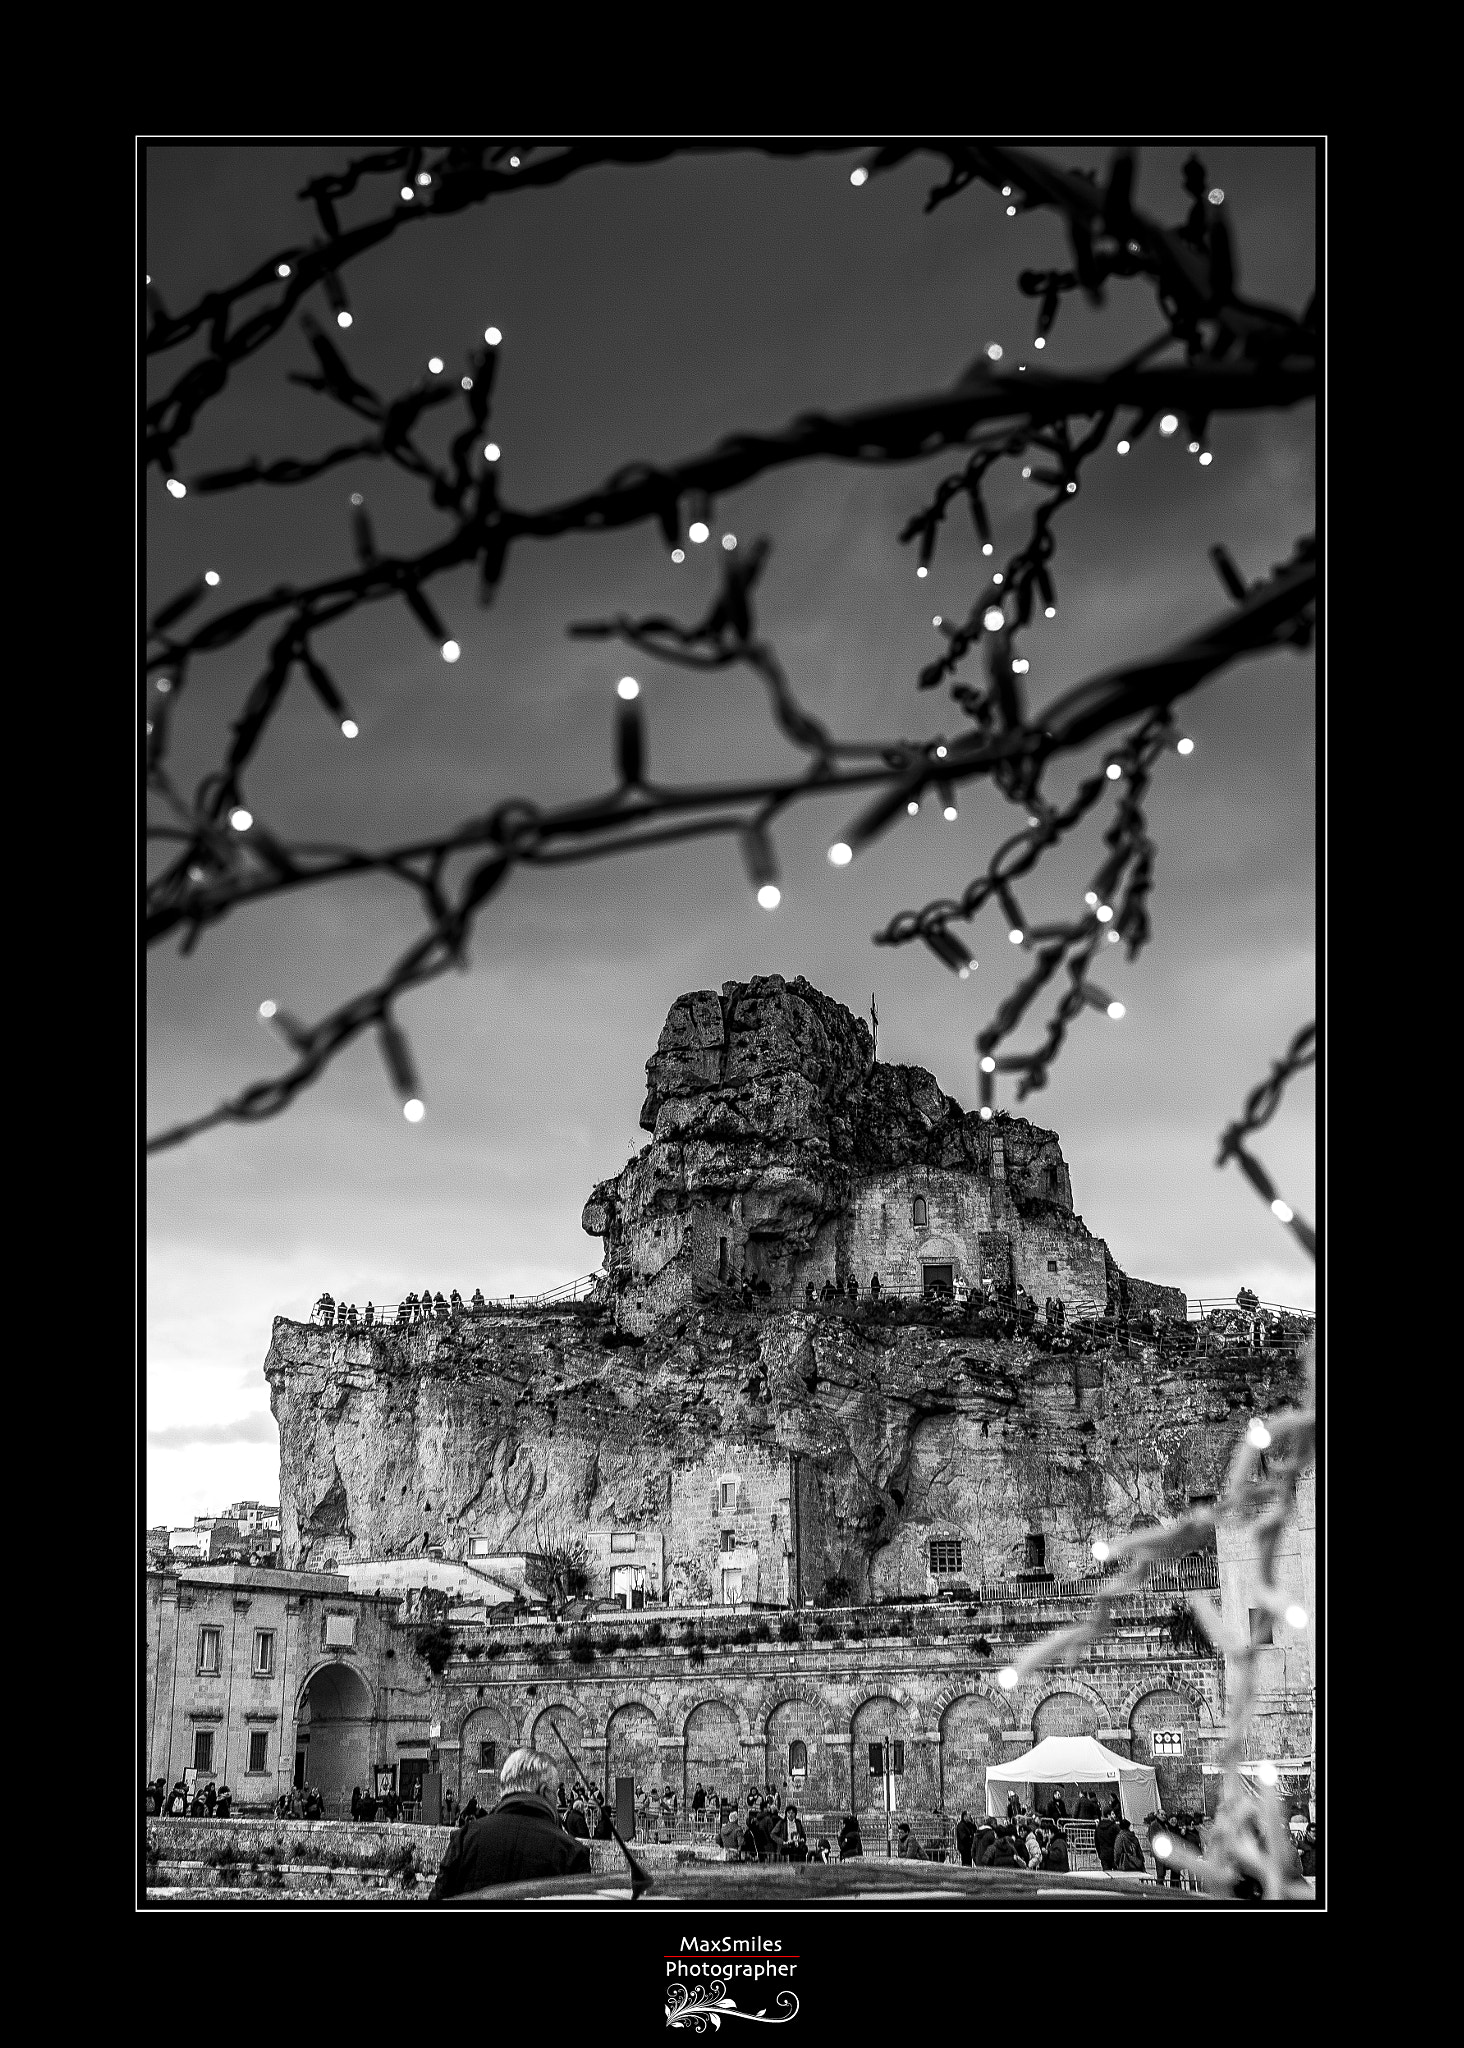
[[606, 1702, 660, 1815], [458, 1702, 515, 1807], [684, 1700, 741, 1810], [939, 1695, 1005, 1816], [851, 1696, 930, 1815], [1129, 1688, 1203, 1810], [296, 1663, 373, 1816]]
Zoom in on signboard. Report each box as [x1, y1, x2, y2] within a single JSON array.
[[375, 1769, 395, 1799], [1150, 1728, 1184, 1757]]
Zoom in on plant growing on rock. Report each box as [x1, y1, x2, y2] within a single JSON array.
[[414, 1622, 455, 1674]]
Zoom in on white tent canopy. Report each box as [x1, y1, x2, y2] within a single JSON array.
[[984, 1736, 1159, 1825]]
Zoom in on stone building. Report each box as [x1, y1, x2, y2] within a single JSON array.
[[247, 974, 1312, 1818]]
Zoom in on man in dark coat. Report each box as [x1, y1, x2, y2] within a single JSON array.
[[1095, 1809, 1120, 1869], [837, 1815, 863, 1860], [955, 1811, 976, 1865], [1042, 1825, 1070, 1871], [1075, 1790, 1100, 1820], [896, 1821, 927, 1860], [430, 1747, 591, 1899], [1112, 1819, 1145, 1873], [972, 1821, 997, 1866]]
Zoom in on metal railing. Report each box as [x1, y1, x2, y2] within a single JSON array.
[[305, 1275, 602, 1326], [1185, 1299, 1314, 1324]]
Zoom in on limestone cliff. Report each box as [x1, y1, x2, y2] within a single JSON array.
[[267, 1301, 1304, 1598]]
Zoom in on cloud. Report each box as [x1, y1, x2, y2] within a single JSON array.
[[148, 1414, 278, 1450]]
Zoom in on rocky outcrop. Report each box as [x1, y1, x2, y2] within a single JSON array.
[[581, 976, 1175, 1334], [267, 1302, 1304, 1596]]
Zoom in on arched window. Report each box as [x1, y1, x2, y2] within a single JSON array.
[[912, 1196, 928, 1227], [788, 1740, 808, 1779]]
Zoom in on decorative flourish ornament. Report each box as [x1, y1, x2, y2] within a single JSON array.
[[665, 1985, 801, 2030]]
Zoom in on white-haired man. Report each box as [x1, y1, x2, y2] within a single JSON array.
[[429, 1747, 592, 1900]]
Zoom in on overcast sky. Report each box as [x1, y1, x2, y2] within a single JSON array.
[[145, 142, 1316, 1527]]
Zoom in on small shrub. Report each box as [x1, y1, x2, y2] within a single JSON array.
[[464, 1641, 484, 1660], [415, 1622, 456, 1674], [203, 1842, 238, 1868], [814, 1619, 837, 1640], [481, 1639, 506, 1660], [675, 1849, 700, 1865], [599, 1629, 623, 1654], [752, 1620, 772, 1642], [568, 1631, 595, 1665], [688, 1644, 706, 1665], [817, 1575, 854, 1607], [777, 1617, 802, 1643], [972, 1635, 992, 1656], [731, 1626, 753, 1646], [531, 1643, 556, 1667], [643, 1621, 664, 1645], [848, 1622, 865, 1643]]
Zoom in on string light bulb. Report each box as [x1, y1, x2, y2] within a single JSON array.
[[1177, 737, 1195, 755], [827, 843, 853, 867], [932, 615, 943, 629], [258, 1000, 277, 1019], [1106, 763, 1122, 781], [983, 607, 1005, 632], [1044, 605, 1056, 619], [1107, 930, 1120, 943], [1006, 205, 1017, 217], [1066, 481, 1078, 494], [416, 172, 431, 187], [508, 156, 520, 168], [1152, 1832, 1174, 1859], [276, 262, 291, 278], [1188, 440, 1201, 453], [1159, 414, 1179, 436], [1021, 466, 1032, 479], [1255, 1762, 1279, 1789], [980, 1056, 996, 1073], [1084, 891, 1099, 907], [341, 719, 359, 739], [155, 678, 172, 694], [441, 640, 461, 663], [916, 565, 928, 578], [1033, 336, 1045, 349], [986, 343, 1003, 361], [1008, 928, 1024, 945], [1246, 1420, 1272, 1449], [982, 543, 993, 556], [1198, 451, 1213, 466], [1106, 1001, 1125, 1019], [400, 186, 414, 201], [1091, 1539, 1110, 1562], [1012, 658, 1029, 674], [1116, 439, 1130, 454], [483, 443, 500, 461], [757, 885, 781, 910], [428, 357, 444, 374], [336, 311, 352, 328], [943, 803, 958, 822], [907, 800, 920, 816], [1271, 1198, 1294, 1223], [616, 676, 640, 701], [998, 1665, 1018, 1689], [229, 807, 253, 831], [1207, 187, 1224, 204], [403, 1098, 426, 1123], [166, 478, 186, 498], [671, 548, 685, 563], [461, 376, 473, 390], [484, 327, 502, 346], [992, 573, 1004, 585], [204, 570, 220, 586], [934, 745, 947, 758], [688, 521, 710, 544], [850, 166, 869, 187], [721, 534, 738, 550], [979, 1106, 993, 1121], [1285, 1604, 1308, 1629], [1001, 186, 1012, 197]]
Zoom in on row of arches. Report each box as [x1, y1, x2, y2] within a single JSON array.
[[453, 1681, 1211, 1812]]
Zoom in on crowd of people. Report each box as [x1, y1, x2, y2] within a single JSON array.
[[313, 1289, 494, 1328], [146, 1776, 233, 1818]]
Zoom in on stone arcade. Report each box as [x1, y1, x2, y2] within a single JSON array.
[[148, 977, 1312, 1821]]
